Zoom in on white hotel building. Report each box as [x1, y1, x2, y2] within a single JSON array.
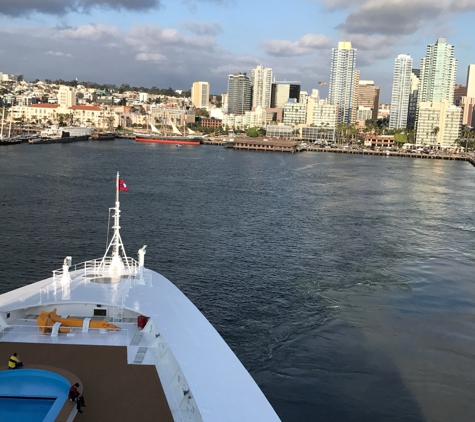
[[11, 85, 104, 127], [415, 100, 462, 148]]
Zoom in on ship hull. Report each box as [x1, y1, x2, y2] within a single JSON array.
[[29, 135, 90, 144], [135, 136, 201, 146]]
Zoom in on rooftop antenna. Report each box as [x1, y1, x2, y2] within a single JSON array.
[[102, 171, 129, 275]]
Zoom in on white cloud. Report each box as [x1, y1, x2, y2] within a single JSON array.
[[45, 50, 73, 57], [182, 20, 223, 36], [135, 52, 168, 62], [262, 34, 333, 57], [58, 24, 120, 40]]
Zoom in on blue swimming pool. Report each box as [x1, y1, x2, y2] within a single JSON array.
[[0, 369, 70, 422]]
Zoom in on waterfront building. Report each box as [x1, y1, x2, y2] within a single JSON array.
[[407, 69, 420, 129], [244, 106, 267, 128], [328, 41, 357, 125], [389, 54, 413, 129], [191, 82, 210, 109], [418, 37, 457, 105], [270, 82, 300, 108], [221, 113, 244, 130], [305, 97, 338, 142], [357, 80, 380, 121], [227, 73, 251, 115], [58, 85, 76, 108], [265, 124, 294, 138], [416, 100, 462, 148], [251, 65, 273, 109], [201, 117, 222, 128], [283, 99, 307, 125]]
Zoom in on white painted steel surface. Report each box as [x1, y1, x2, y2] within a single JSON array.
[[0, 264, 281, 422]]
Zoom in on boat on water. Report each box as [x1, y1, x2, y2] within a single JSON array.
[[135, 121, 205, 146], [0, 172, 280, 422], [29, 126, 92, 144], [90, 132, 116, 141]]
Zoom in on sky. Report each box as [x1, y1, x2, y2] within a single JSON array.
[[0, 0, 474, 102]]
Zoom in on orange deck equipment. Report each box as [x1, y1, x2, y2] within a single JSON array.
[[37, 308, 121, 334]]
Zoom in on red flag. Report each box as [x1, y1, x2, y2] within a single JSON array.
[[118, 179, 129, 191]]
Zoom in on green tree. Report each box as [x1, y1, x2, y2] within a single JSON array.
[[394, 132, 407, 148], [246, 128, 259, 137]]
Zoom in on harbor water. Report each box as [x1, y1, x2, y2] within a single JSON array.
[[1, 140, 475, 421]]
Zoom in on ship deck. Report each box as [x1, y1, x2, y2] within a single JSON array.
[[0, 342, 174, 422]]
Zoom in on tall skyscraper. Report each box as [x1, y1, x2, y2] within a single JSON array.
[[250, 65, 273, 109], [191, 82, 210, 108], [407, 69, 420, 129], [328, 41, 357, 125], [418, 37, 457, 104], [357, 80, 380, 121], [467, 64, 475, 98], [227, 73, 251, 114], [389, 54, 413, 129], [270, 82, 300, 108]]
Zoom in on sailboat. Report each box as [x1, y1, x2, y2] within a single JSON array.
[[135, 117, 203, 146]]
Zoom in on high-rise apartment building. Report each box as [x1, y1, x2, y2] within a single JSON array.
[[389, 54, 413, 129], [328, 41, 357, 125], [227, 73, 251, 115], [418, 37, 457, 104], [416, 100, 461, 147], [191, 82, 210, 108], [250, 65, 273, 109], [270, 82, 300, 108], [407, 69, 420, 129], [416, 38, 459, 145], [357, 80, 380, 121]]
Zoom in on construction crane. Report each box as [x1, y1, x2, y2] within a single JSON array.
[[318, 82, 328, 85]]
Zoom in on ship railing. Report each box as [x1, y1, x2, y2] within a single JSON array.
[[0, 324, 130, 345], [52, 257, 140, 285], [144, 337, 202, 422]]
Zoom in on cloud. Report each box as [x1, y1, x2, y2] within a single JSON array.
[[182, 20, 223, 36], [261, 34, 333, 57], [135, 52, 168, 63], [0, 0, 161, 17], [57, 24, 120, 40], [127, 25, 216, 52], [336, 0, 475, 36], [45, 50, 73, 57]]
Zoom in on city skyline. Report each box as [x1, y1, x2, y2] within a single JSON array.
[[0, 0, 474, 101]]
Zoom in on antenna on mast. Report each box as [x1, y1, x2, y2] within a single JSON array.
[[101, 171, 129, 275]]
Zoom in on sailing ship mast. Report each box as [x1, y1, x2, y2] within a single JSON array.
[[0, 107, 4, 139]]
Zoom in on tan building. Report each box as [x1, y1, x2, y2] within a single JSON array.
[[58, 85, 76, 108], [467, 64, 475, 98], [191, 82, 210, 108], [364, 134, 394, 148], [415, 100, 462, 148], [357, 80, 380, 121], [454, 84, 467, 103], [460, 97, 475, 127]]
